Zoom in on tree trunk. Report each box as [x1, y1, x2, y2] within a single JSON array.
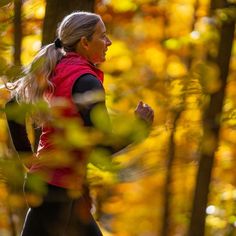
[[160, 1, 200, 234], [188, 1, 235, 235], [161, 112, 180, 236], [13, 0, 22, 65], [42, 0, 95, 45]]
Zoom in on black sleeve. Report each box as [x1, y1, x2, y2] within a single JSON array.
[[5, 99, 32, 153], [72, 73, 109, 127], [72, 74, 130, 154]]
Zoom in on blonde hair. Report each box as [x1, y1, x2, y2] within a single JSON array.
[[11, 11, 101, 104]]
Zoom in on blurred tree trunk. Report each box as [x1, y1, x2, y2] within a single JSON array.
[[161, 112, 180, 236], [13, 0, 22, 66], [188, 1, 235, 235], [42, 0, 95, 45], [160, 1, 200, 235]]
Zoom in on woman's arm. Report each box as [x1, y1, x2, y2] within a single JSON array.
[[72, 73, 110, 127], [72, 74, 129, 154], [5, 99, 33, 153], [72, 74, 154, 154]]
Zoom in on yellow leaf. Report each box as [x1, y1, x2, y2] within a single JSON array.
[[167, 57, 187, 77], [109, 0, 137, 12]]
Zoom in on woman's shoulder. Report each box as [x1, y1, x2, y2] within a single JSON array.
[[72, 74, 103, 94]]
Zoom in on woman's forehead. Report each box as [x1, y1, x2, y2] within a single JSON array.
[[95, 20, 106, 34]]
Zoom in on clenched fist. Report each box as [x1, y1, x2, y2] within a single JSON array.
[[134, 101, 154, 126]]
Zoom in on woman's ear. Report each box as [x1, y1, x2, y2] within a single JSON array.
[[80, 36, 89, 50]]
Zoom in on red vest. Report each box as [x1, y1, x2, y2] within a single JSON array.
[[30, 52, 104, 189]]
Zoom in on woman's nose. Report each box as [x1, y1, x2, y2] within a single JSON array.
[[106, 37, 112, 46]]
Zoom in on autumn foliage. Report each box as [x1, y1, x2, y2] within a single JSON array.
[[0, 0, 236, 236]]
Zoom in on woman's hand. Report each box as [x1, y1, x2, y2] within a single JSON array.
[[134, 101, 154, 126]]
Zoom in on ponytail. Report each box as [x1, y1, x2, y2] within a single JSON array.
[[14, 43, 64, 104]]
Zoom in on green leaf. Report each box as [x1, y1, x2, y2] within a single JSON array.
[[89, 147, 117, 171], [4, 102, 32, 124]]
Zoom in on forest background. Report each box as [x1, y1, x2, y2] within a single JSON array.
[[0, 0, 235, 236]]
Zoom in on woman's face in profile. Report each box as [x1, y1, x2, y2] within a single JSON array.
[[85, 20, 112, 64]]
